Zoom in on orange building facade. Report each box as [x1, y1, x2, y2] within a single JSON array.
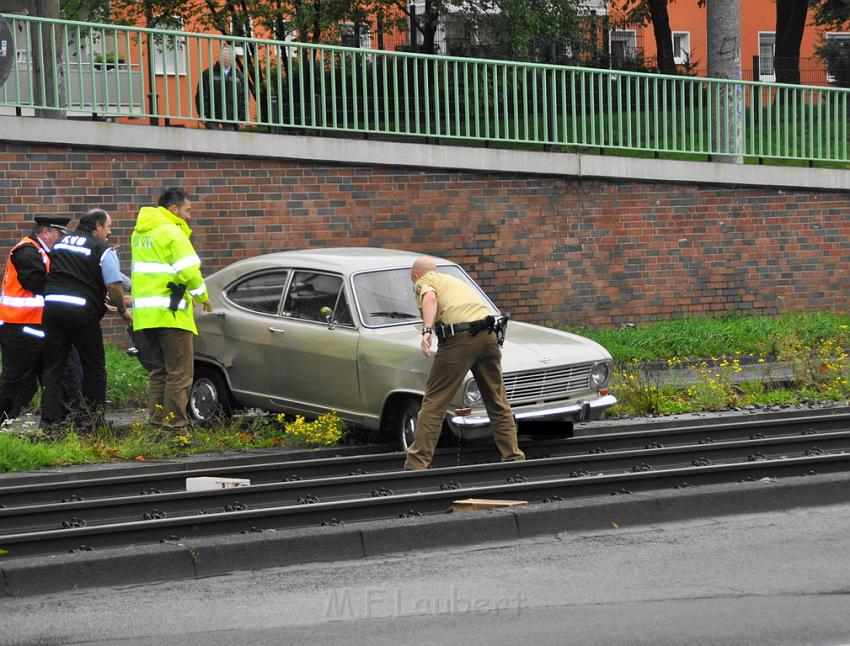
[[619, 1, 847, 85]]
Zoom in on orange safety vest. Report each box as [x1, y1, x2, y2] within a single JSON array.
[[0, 237, 50, 325]]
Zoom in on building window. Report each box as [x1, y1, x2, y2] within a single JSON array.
[[758, 31, 775, 82], [152, 17, 187, 76], [610, 29, 637, 67], [672, 31, 690, 65], [340, 22, 372, 49]]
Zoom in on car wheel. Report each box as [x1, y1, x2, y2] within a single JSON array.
[[396, 397, 421, 451], [188, 365, 233, 426]]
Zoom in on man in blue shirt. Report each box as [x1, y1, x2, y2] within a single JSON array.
[[40, 209, 131, 435]]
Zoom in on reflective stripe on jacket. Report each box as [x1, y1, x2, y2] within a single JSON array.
[[0, 237, 49, 324], [130, 206, 207, 334]]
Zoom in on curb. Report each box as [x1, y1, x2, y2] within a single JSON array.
[[4, 470, 850, 597]]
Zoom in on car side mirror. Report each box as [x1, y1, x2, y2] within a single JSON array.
[[320, 305, 335, 329]]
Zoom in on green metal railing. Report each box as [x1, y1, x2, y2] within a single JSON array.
[[2, 13, 849, 164]]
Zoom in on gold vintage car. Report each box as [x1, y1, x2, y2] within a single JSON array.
[[189, 248, 616, 448]]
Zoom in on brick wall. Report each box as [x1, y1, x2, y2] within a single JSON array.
[[2, 141, 849, 345]]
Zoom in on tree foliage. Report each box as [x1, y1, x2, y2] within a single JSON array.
[[811, 0, 850, 29], [441, 0, 581, 64]]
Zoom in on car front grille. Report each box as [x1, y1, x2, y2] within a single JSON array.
[[503, 363, 593, 403]]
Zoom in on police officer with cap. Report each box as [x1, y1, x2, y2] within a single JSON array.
[[39, 209, 131, 433], [0, 215, 70, 424], [404, 256, 525, 469]]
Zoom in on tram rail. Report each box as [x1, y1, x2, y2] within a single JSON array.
[[1, 412, 849, 558]]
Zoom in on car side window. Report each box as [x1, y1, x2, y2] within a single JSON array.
[[333, 288, 354, 327], [226, 271, 289, 315], [283, 271, 351, 325]]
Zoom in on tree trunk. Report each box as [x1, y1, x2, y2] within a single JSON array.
[[774, 0, 808, 84], [707, 0, 742, 163], [29, 0, 65, 119], [144, 0, 158, 125], [420, 0, 439, 54], [649, 0, 676, 75]]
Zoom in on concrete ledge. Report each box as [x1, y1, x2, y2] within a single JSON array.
[[186, 525, 365, 579], [4, 470, 850, 597], [513, 471, 850, 537], [359, 510, 520, 557], [1, 541, 194, 597], [1, 115, 847, 192]]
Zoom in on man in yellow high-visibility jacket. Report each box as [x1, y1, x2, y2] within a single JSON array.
[[131, 188, 212, 431]]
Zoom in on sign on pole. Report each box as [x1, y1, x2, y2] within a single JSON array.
[[0, 15, 12, 89]]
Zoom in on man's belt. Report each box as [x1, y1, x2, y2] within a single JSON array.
[[435, 318, 490, 342]]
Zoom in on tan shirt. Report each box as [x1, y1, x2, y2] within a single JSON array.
[[414, 271, 489, 325]]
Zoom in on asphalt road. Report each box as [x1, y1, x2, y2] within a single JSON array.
[[3, 502, 850, 645]]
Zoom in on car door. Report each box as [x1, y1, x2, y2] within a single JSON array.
[[219, 269, 290, 401], [264, 270, 361, 419]]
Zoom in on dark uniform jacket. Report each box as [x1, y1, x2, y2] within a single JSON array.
[[195, 62, 247, 123], [11, 242, 50, 295], [44, 231, 111, 319]]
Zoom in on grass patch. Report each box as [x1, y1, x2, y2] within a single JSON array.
[[0, 410, 348, 472], [593, 312, 850, 418], [105, 344, 149, 407], [566, 311, 850, 362]]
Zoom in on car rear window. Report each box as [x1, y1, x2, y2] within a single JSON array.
[[226, 271, 289, 314]]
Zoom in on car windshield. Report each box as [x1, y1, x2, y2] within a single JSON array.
[[353, 265, 498, 327]]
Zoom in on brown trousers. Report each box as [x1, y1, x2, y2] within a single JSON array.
[[404, 329, 525, 470], [142, 328, 194, 429]]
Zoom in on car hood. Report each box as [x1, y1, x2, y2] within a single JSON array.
[[369, 321, 611, 373], [498, 321, 611, 372]]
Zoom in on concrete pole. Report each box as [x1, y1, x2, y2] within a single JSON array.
[[706, 0, 742, 163]]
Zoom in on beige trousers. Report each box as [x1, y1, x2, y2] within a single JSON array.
[[404, 329, 525, 470], [142, 328, 194, 429]]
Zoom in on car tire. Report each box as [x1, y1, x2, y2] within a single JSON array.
[[188, 365, 233, 426], [395, 397, 421, 451]]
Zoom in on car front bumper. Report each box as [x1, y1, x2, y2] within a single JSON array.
[[448, 393, 618, 430]]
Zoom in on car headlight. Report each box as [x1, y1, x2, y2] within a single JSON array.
[[590, 362, 611, 389], [463, 379, 482, 407]]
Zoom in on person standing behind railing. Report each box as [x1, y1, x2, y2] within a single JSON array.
[[195, 46, 246, 131]]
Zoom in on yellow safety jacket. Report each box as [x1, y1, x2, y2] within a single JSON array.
[[130, 206, 208, 334]]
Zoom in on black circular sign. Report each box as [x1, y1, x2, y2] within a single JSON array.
[[0, 15, 13, 89]]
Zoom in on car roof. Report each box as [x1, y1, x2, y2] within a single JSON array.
[[219, 247, 455, 276]]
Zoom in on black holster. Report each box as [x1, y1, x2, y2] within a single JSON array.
[[166, 281, 187, 313], [494, 313, 510, 347]]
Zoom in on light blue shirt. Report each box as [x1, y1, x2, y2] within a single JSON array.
[[100, 247, 123, 285]]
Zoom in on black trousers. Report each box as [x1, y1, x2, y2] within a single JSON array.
[[40, 305, 106, 425], [0, 323, 44, 420]]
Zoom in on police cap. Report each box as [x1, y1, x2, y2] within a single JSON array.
[[34, 215, 71, 234]]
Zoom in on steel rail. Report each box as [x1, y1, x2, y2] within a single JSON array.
[[2, 429, 849, 535], [2, 452, 849, 557], [2, 412, 849, 508]]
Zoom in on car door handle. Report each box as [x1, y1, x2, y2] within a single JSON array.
[[268, 327, 286, 334]]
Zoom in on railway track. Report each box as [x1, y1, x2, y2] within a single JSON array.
[[1, 412, 849, 558], [3, 412, 847, 508]]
